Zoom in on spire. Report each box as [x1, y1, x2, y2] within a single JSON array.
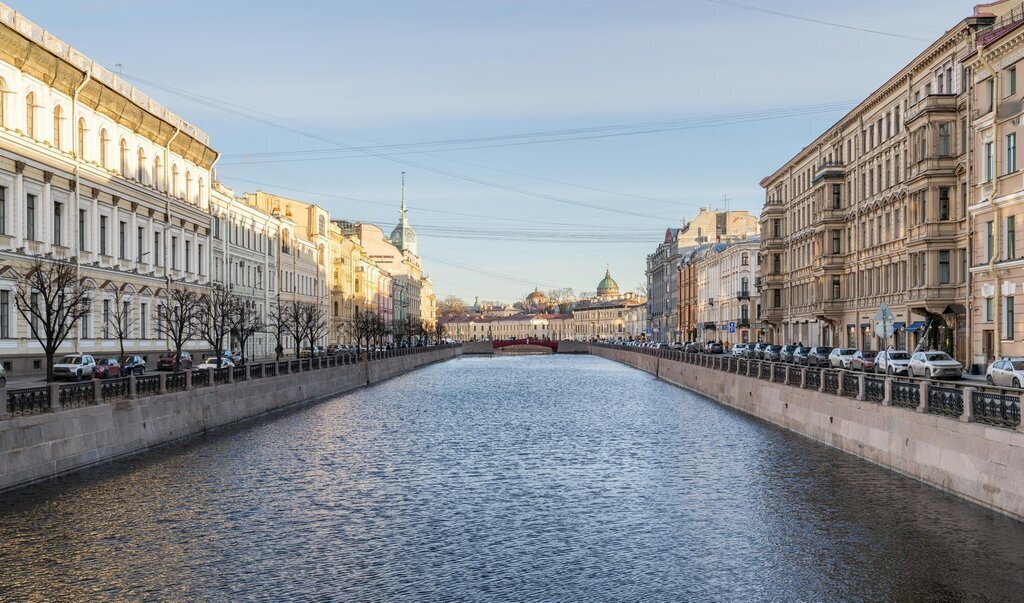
[[390, 171, 418, 255], [400, 171, 407, 219]]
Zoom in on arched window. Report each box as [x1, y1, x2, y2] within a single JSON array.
[[153, 156, 162, 190], [198, 177, 205, 205], [25, 91, 35, 138], [171, 164, 179, 197], [99, 129, 109, 167], [119, 138, 128, 177], [0, 78, 7, 128], [52, 105, 63, 149], [136, 148, 146, 183], [185, 170, 192, 203], [77, 117, 87, 158]]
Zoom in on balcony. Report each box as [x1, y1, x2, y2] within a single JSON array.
[[813, 161, 845, 182], [736, 290, 751, 300], [905, 94, 957, 124], [754, 277, 762, 289], [761, 235, 784, 249], [738, 318, 751, 328], [703, 321, 717, 330]]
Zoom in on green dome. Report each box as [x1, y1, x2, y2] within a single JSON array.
[[597, 267, 619, 297]]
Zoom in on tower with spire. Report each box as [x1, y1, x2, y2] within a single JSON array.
[[390, 171, 418, 256]]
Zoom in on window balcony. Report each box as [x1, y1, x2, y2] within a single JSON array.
[[738, 318, 751, 328], [754, 276, 762, 289], [736, 290, 751, 300], [707, 297, 715, 306], [905, 93, 957, 124], [813, 161, 845, 182]]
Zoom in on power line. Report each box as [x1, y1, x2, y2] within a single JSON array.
[[705, 0, 932, 42]]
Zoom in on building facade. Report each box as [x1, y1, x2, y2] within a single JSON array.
[[692, 238, 761, 346]]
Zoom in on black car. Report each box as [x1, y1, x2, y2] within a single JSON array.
[[792, 346, 811, 365], [120, 355, 146, 375], [706, 342, 724, 354], [779, 345, 798, 363], [807, 346, 835, 367]]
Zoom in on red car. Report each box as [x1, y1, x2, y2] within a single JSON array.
[[94, 358, 122, 379], [157, 352, 192, 371]]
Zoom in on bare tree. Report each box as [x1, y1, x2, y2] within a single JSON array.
[[198, 284, 235, 368], [299, 302, 328, 356], [349, 309, 385, 352], [433, 321, 448, 344], [108, 286, 139, 364], [278, 300, 305, 359], [231, 298, 263, 365], [545, 288, 577, 314], [158, 284, 203, 373], [437, 295, 468, 319], [15, 258, 92, 382]]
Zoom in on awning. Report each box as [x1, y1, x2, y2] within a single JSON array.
[[892, 322, 906, 329], [943, 304, 967, 314], [846, 324, 855, 329], [906, 321, 926, 333], [860, 323, 870, 329]]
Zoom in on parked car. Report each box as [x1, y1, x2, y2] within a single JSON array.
[[120, 355, 146, 375], [764, 344, 784, 362], [751, 342, 769, 359], [908, 351, 963, 380], [850, 350, 877, 372], [986, 358, 1024, 387], [93, 358, 122, 379], [779, 345, 798, 363], [875, 350, 911, 375], [731, 343, 749, 357], [0, 363, 5, 388], [792, 346, 811, 365], [670, 342, 684, 350], [828, 348, 857, 369], [684, 342, 701, 353], [157, 351, 192, 371], [705, 342, 724, 354], [52, 354, 96, 381], [197, 357, 234, 370], [807, 346, 834, 367]]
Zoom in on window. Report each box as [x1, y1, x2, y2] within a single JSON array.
[[773, 289, 781, 308], [1009, 216, 1017, 260], [25, 92, 35, 138], [986, 297, 994, 321], [1006, 296, 1015, 340], [1009, 66, 1018, 96], [1008, 133, 1017, 173], [53, 202, 62, 245], [939, 187, 950, 221], [986, 78, 995, 112], [140, 302, 148, 339], [153, 232, 161, 266], [185, 171, 193, 202], [52, 105, 62, 149], [185, 240, 192, 273], [985, 142, 995, 181], [831, 229, 841, 254], [741, 252, 749, 266], [102, 299, 110, 339], [0, 78, 6, 127], [0, 290, 7, 337], [78, 209, 86, 251], [986, 220, 994, 261], [171, 164, 179, 198], [938, 123, 951, 156], [171, 236, 178, 269], [119, 139, 128, 177], [0, 186, 6, 235], [939, 250, 950, 284], [137, 227, 144, 262], [153, 156, 162, 190], [772, 218, 781, 238], [29, 292, 38, 336], [832, 275, 841, 299], [77, 117, 86, 158], [100, 216, 108, 255], [99, 129, 109, 168], [831, 184, 841, 209], [772, 254, 781, 274], [118, 221, 126, 259], [198, 244, 204, 275], [137, 148, 146, 183], [26, 193, 36, 240]]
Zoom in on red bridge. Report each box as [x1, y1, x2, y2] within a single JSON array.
[[492, 339, 559, 352]]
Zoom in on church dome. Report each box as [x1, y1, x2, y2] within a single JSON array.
[[597, 267, 620, 298], [527, 288, 547, 303], [390, 174, 418, 255]]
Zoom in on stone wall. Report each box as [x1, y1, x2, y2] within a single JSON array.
[[0, 347, 461, 492], [591, 345, 1024, 522]]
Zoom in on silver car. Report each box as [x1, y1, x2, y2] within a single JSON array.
[[908, 351, 962, 380], [52, 354, 96, 381], [875, 350, 911, 375], [986, 358, 1024, 388]]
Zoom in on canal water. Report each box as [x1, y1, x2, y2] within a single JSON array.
[[1, 355, 1023, 601]]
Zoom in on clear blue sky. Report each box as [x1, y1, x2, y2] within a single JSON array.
[[20, 0, 972, 302]]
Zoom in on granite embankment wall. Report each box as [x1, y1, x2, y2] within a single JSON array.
[[0, 346, 461, 492], [591, 345, 1024, 521]]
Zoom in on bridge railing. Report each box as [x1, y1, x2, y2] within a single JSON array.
[[589, 342, 1022, 432]]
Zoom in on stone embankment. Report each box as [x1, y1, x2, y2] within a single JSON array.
[[0, 346, 461, 492], [591, 343, 1024, 522]]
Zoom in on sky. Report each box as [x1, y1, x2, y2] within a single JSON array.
[[18, 0, 976, 303]]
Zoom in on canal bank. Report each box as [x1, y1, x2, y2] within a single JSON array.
[[590, 344, 1024, 522], [0, 346, 461, 492]]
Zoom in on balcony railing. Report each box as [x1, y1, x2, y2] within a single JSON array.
[[905, 94, 957, 123], [813, 161, 845, 182], [736, 290, 751, 300], [707, 298, 715, 306]]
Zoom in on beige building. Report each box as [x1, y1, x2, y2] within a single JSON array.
[[966, 11, 1024, 367], [757, 3, 1020, 365], [0, 7, 217, 372], [694, 238, 760, 345]]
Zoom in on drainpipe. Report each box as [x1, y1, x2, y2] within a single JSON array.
[[71, 71, 91, 353], [163, 128, 179, 353], [966, 63, 975, 369], [978, 47, 1003, 360]]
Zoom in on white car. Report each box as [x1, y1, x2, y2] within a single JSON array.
[[52, 354, 96, 381], [875, 350, 911, 375], [986, 358, 1024, 388], [908, 351, 962, 380], [196, 357, 234, 370], [828, 348, 857, 369], [731, 343, 749, 357]]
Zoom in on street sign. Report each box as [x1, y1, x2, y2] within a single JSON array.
[[728, 321, 736, 333], [874, 303, 895, 322], [874, 303, 895, 340]]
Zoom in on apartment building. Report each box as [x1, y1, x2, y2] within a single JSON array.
[[758, 3, 1014, 364], [693, 238, 761, 346]]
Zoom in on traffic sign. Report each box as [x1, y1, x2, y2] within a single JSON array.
[[728, 321, 736, 333], [874, 303, 895, 340]]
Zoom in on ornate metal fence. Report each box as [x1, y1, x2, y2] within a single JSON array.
[[927, 385, 964, 417], [166, 372, 187, 392], [192, 369, 210, 388], [804, 369, 820, 390], [136, 375, 160, 397], [864, 376, 885, 403], [232, 366, 246, 382], [891, 381, 920, 409], [842, 373, 859, 399], [101, 378, 130, 402], [822, 371, 840, 395], [8, 387, 50, 416], [971, 389, 1021, 428], [214, 368, 230, 385], [786, 366, 802, 387], [59, 382, 94, 409]]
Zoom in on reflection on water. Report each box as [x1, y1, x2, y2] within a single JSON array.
[[1, 355, 1022, 600]]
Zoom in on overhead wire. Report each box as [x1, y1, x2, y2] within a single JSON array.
[[705, 0, 933, 42]]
